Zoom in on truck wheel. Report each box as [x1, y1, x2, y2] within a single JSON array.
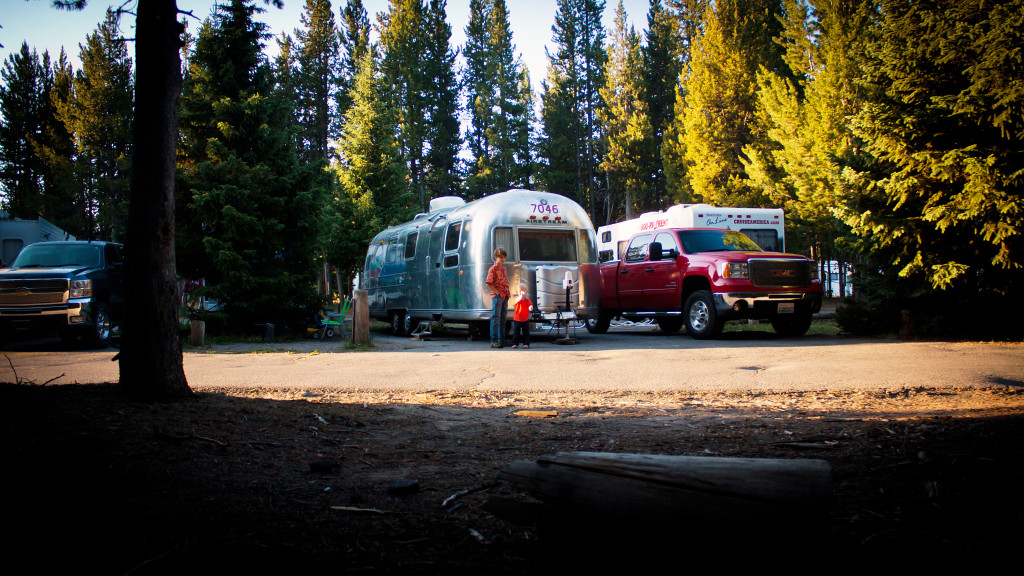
[[656, 317, 684, 333], [403, 312, 415, 335], [391, 312, 406, 336], [684, 291, 722, 339], [86, 302, 112, 348], [771, 312, 813, 337], [585, 308, 613, 334]]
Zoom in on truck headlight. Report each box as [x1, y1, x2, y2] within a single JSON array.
[[808, 262, 819, 280], [70, 279, 92, 298], [721, 262, 748, 279]]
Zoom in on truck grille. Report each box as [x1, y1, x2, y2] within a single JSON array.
[[748, 259, 810, 288], [0, 280, 69, 306]]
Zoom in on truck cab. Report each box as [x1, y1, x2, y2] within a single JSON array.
[[0, 241, 123, 347], [591, 228, 822, 338]]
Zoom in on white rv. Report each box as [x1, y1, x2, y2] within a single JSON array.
[[596, 204, 785, 262]]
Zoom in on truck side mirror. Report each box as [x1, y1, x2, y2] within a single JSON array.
[[648, 242, 663, 261]]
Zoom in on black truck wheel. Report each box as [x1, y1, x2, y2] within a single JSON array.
[[656, 317, 684, 333], [684, 291, 722, 339], [86, 302, 112, 348], [585, 308, 613, 334]]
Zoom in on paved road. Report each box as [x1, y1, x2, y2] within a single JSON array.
[[4, 325, 1022, 393]]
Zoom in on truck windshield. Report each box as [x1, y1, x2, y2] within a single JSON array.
[[518, 228, 578, 262], [677, 230, 762, 254], [11, 244, 103, 269]]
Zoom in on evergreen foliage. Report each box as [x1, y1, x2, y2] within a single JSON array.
[[337, 0, 370, 119], [68, 9, 134, 240], [330, 46, 411, 279], [422, 0, 463, 198], [666, 0, 786, 208], [293, 0, 341, 163], [177, 0, 325, 329], [642, 0, 684, 208], [539, 0, 607, 222], [835, 0, 1024, 336], [463, 0, 533, 198], [599, 0, 655, 220], [0, 43, 50, 221]]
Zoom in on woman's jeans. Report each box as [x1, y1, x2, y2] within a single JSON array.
[[490, 296, 508, 343]]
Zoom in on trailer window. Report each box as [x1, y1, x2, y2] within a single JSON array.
[[385, 236, 399, 264], [518, 229, 577, 262], [578, 229, 598, 264], [493, 227, 515, 260], [404, 232, 418, 259], [444, 221, 462, 252]]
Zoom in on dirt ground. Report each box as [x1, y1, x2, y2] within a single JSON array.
[[4, 344, 1024, 572]]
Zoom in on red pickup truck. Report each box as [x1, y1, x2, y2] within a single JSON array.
[[588, 228, 823, 338]]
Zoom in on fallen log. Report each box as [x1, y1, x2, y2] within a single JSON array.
[[498, 451, 832, 562]]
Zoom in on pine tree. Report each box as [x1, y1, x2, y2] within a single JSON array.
[[844, 0, 1024, 300], [422, 0, 462, 198], [642, 0, 684, 207], [464, 0, 532, 198], [36, 49, 82, 237], [178, 0, 324, 328], [0, 43, 48, 220], [294, 0, 340, 163], [599, 0, 654, 220], [337, 0, 370, 118], [330, 46, 411, 277], [666, 0, 786, 207], [379, 0, 431, 209], [539, 0, 607, 221]]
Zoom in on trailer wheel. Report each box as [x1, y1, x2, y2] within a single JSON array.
[[771, 311, 813, 337], [391, 312, 406, 336], [467, 321, 488, 341], [684, 291, 722, 339]]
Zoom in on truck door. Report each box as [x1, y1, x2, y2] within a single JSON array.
[[645, 232, 682, 310], [618, 234, 652, 309]]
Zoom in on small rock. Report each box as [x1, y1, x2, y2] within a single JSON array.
[[388, 478, 420, 495]]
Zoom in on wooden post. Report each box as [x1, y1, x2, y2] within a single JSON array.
[[351, 289, 370, 345], [189, 320, 205, 346]]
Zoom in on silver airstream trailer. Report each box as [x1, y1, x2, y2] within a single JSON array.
[[361, 189, 600, 338]]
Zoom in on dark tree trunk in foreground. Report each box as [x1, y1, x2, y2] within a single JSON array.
[[118, 0, 190, 400]]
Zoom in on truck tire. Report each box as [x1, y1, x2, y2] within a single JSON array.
[[656, 317, 684, 333], [684, 291, 722, 339], [86, 302, 112, 348], [403, 312, 415, 335], [585, 308, 613, 334], [771, 312, 813, 337]]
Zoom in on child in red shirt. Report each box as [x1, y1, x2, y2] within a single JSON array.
[[511, 283, 532, 348]]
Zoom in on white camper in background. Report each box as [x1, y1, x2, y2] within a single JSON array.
[[596, 204, 785, 262], [0, 213, 76, 267]]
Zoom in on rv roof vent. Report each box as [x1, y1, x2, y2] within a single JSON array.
[[429, 196, 466, 212]]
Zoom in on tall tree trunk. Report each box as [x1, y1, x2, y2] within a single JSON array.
[[118, 0, 190, 401]]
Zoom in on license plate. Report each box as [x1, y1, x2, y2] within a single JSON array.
[[777, 303, 795, 314]]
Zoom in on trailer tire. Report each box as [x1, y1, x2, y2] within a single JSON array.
[[684, 291, 722, 339], [391, 312, 406, 336]]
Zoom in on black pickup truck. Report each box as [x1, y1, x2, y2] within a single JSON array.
[[0, 241, 123, 347]]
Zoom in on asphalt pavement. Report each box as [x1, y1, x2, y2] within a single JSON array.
[[3, 323, 1022, 394]]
